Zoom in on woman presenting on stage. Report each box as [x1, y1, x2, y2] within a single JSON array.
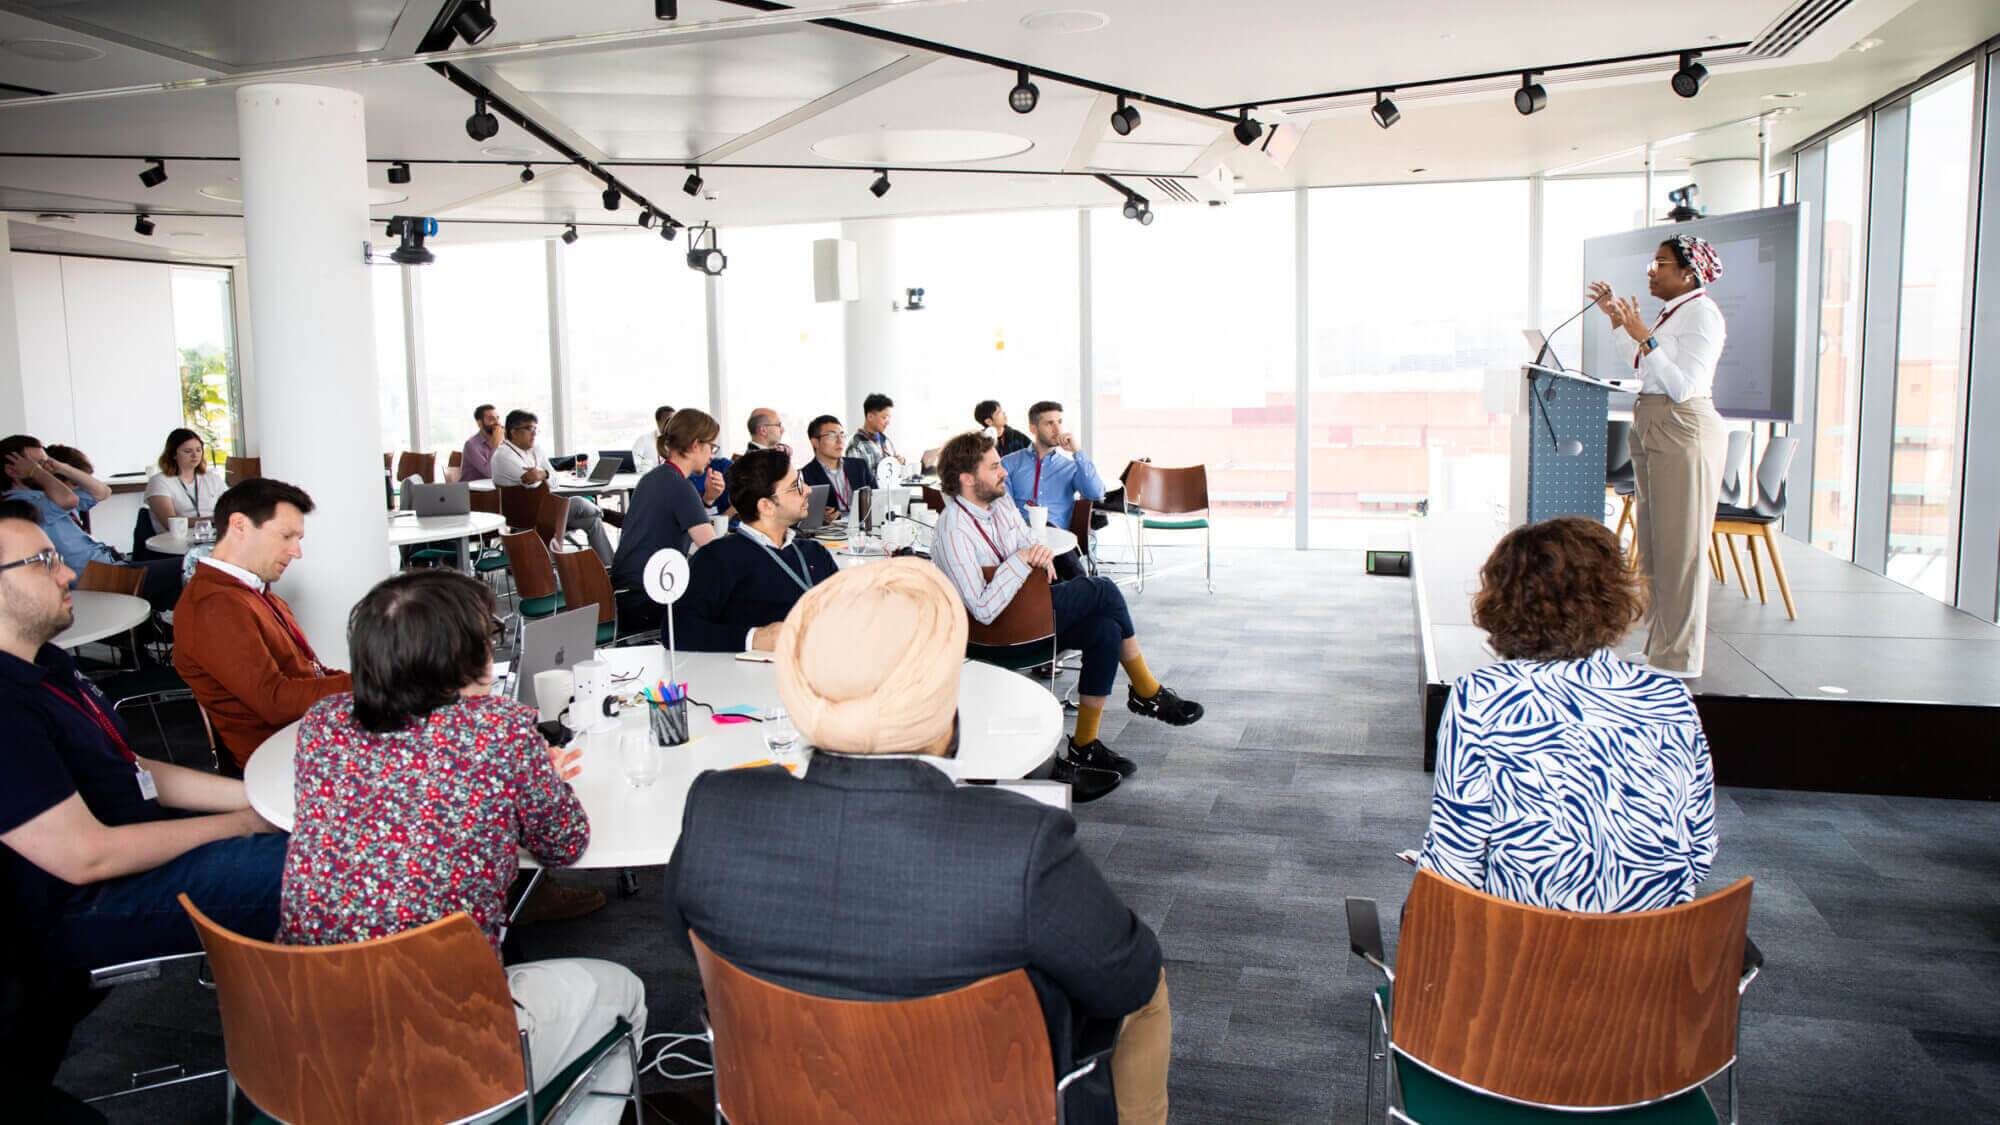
[[1587, 234, 1727, 678]]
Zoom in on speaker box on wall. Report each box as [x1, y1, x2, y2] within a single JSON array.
[[813, 238, 858, 303]]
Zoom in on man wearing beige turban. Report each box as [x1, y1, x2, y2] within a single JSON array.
[[664, 560, 1173, 1125]]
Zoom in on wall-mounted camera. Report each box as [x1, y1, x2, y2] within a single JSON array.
[[364, 215, 438, 266], [897, 286, 926, 311], [1666, 184, 1703, 223]]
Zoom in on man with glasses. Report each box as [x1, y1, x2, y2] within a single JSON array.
[[742, 407, 787, 458], [675, 448, 837, 652], [0, 498, 284, 1079], [491, 409, 614, 566], [799, 414, 877, 525]]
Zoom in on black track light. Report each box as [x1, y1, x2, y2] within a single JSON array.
[[518, 165, 534, 183], [660, 220, 679, 242], [1514, 73, 1548, 116], [465, 97, 499, 142], [1232, 109, 1263, 146], [655, 0, 677, 19], [869, 170, 891, 198], [638, 208, 654, 229], [1138, 206, 1154, 226], [602, 186, 620, 211], [1371, 92, 1400, 129], [686, 225, 726, 275], [683, 168, 703, 197], [1671, 51, 1709, 98], [133, 213, 154, 237], [1110, 95, 1142, 136], [561, 224, 578, 245], [1120, 196, 1152, 224], [385, 215, 436, 265], [450, 0, 496, 46], [387, 161, 411, 185], [1122, 199, 1139, 219], [1008, 68, 1039, 114], [138, 158, 167, 189]]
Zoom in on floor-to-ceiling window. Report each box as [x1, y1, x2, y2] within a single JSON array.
[[419, 240, 553, 451], [1540, 176, 1647, 370], [718, 223, 846, 459], [169, 266, 242, 463], [1886, 66, 1976, 601], [563, 231, 708, 454], [1809, 123, 1870, 560]]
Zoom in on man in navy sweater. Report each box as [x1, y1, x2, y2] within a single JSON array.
[[673, 448, 839, 652]]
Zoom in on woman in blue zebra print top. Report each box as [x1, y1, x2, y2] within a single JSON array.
[[1418, 517, 1716, 913]]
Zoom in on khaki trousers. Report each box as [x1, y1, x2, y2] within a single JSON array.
[[1112, 970, 1172, 1125], [1629, 395, 1728, 674]]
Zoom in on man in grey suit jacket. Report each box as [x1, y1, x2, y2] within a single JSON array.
[[663, 560, 1170, 1124]]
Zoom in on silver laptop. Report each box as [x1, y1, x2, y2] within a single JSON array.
[[584, 455, 621, 484], [1523, 328, 1564, 372], [796, 483, 831, 533], [412, 481, 471, 517], [512, 606, 599, 713]]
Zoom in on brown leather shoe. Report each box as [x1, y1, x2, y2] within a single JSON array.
[[515, 875, 606, 923]]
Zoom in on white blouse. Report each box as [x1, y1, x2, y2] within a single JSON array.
[[144, 470, 222, 532], [1613, 288, 1726, 403]]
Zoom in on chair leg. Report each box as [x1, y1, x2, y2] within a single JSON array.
[[1761, 524, 1798, 620], [1135, 520, 1146, 593], [1723, 534, 1750, 598], [1746, 534, 1768, 604], [1204, 524, 1213, 593], [1708, 532, 1724, 582]]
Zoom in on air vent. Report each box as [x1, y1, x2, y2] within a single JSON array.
[[1146, 177, 1199, 205], [1746, 0, 1854, 58]]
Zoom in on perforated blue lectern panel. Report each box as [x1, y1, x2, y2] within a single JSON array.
[[1526, 373, 1610, 523]]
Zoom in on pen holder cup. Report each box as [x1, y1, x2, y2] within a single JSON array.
[[650, 699, 691, 747]]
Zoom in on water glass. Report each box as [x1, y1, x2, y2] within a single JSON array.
[[763, 707, 803, 772], [620, 730, 660, 788]]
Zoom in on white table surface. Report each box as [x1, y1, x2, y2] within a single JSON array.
[[827, 523, 1075, 569], [244, 648, 1063, 869], [144, 532, 196, 556], [53, 591, 152, 649], [385, 511, 506, 547], [466, 473, 639, 496]]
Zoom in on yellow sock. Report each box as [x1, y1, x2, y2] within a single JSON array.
[[1073, 703, 1104, 746], [1122, 654, 1161, 698]]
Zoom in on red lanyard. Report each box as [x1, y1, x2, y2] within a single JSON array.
[[44, 680, 136, 764], [1635, 292, 1703, 369], [953, 498, 1006, 563], [830, 464, 851, 509], [1028, 455, 1045, 507]]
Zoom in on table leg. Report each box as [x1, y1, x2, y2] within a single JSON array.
[[457, 534, 471, 572]]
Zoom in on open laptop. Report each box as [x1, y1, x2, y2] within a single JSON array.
[[596, 450, 634, 475], [512, 606, 599, 714], [411, 481, 471, 517], [1523, 329, 1565, 372], [795, 483, 832, 533], [581, 455, 621, 484]]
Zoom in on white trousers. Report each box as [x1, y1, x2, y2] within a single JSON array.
[[476, 957, 647, 1125]]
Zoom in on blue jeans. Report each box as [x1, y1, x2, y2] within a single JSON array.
[[1051, 576, 1136, 698], [46, 832, 287, 969]]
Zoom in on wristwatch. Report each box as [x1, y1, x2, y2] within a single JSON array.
[[1642, 335, 1658, 354]]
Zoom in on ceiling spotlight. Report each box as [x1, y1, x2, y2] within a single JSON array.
[[450, 0, 496, 46], [1121, 196, 1152, 224], [465, 97, 499, 142], [1370, 92, 1400, 130], [1110, 95, 1142, 136], [386, 161, 411, 185], [683, 168, 703, 197], [1008, 68, 1039, 114], [660, 220, 679, 241], [1138, 206, 1154, 226], [686, 225, 726, 275], [1672, 51, 1709, 98], [138, 158, 167, 189], [602, 186, 620, 211], [133, 213, 155, 237], [1232, 109, 1263, 146], [870, 170, 891, 198], [655, 0, 677, 18], [518, 165, 534, 183], [385, 215, 437, 265], [1122, 199, 1139, 219], [638, 208, 654, 229], [560, 224, 578, 245], [1514, 73, 1548, 116]]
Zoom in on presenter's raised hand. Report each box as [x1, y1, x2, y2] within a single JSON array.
[[1616, 297, 1650, 343], [1587, 281, 1617, 315]]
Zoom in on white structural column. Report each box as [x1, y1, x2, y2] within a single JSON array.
[[0, 221, 29, 433], [235, 83, 387, 668]]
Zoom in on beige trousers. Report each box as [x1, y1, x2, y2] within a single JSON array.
[[1629, 395, 1729, 674], [1112, 970, 1173, 1125]]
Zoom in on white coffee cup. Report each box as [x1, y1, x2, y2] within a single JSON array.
[[710, 514, 731, 536], [571, 659, 617, 733], [167, 516, 189, 537], [532, 669, 575, 723], [1028, 506, 1048, 537]]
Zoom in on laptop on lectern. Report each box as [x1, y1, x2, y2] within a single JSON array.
[[1522, 329, 1565, 373]]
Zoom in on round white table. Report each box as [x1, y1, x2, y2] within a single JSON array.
[[386, 511, 506, 569], [145, 532, 197, 556], [53, 591, 151, 649], [828, 523, 1076, 568], [467, 473, 639, 497], [244, 648, 1062, 869]]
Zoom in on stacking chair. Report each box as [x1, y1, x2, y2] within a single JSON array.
[[1346, 870, 1761, 1125], [921, 484, 947, 514], [393, 451, 436, 485], [73, 950, 225, 1105], [551, 547, 621, 647], [1703, 430, 1755, 583], [1067, 498, 1097, 576], [466, 487, 512, 589], [691, 932, 1107, 1125], [498, 529, 565, 648], [1606, 420, 1635, 548], [535, 487, 576, 551], [497, 484, 542, 534], [74, 561, 147, 672], [1713, 435, 1800, 620], [180, 896, 638, 1125], [223, 456, 260, 487], [446, 449, 464, 482], [1124, 462, 1213, 593], [963, 565, 1069, 697]]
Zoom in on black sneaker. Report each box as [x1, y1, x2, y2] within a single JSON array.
[[1128, 684, 1204, 726], [1050, 757, 1122, 803], [1068, 737, 1137, 778]]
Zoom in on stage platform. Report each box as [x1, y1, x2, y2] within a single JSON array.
[[1411, 514, 2000, 800]]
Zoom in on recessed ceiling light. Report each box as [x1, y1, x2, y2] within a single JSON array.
[[35, 213, 75, 224], [1020, 9, 1109, 33], [1852, 37, 1884, 52], [1409, 167, 1426, 174], [169, 231, 206, 239], [481, 145, 542, 160], [1763, 92, 1804, 100], [1816, 685, 1850, 695], [0, 38, 105, 63]]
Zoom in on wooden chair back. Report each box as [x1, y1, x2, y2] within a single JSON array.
[[498, 529, 558, 601], [966, 565, 1055, 647], [534, 488, 571, 547], [448, 450, 463, 469], [1123, 462, 1207, 515], [1067, 498, 1093, 544], [1392, 869, 1753, 1109], [552, 547, 616, 628], [496, 485, 541, 533], [394, 451, 436, 484], [921, 485, 947, 513], [690, 932, 1057, 1124], [382, 452, 392, 471], [179, 895, 527, 1125], [469, 486, 501, 516], [224, 456, 261, 487], [77, 561, 144, 596]]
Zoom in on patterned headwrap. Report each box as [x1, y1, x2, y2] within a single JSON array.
[[1673, 234, 1723, 285]]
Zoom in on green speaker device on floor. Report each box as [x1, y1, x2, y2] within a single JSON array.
[[1366, 550, 1411, 577]]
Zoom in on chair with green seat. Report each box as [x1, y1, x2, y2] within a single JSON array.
[[178, 895, 639, 1125], [498, 530, 564, 650], [1346, 870, 1762, 1125], [550, 546, 622, 647], [1124, 462, 1213, 594], [467, 486, 514, 591]]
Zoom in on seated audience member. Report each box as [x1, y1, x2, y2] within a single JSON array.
[[280, 570, 643, 1122], [1002, 400, 1105, 581], [674, 448, 837, 652], [0, 498, 282, 1036], [174, 478, 352, 770], [461, 403, 503, 483], [0, 434, 182, 610], [666, 561, 1171, 1124], [742, 407, 786, 456], [630, 404, 674, 475], [491, 410, 614, 566], [934, 432, 1202, 792], [845, 392, 898, 475], [613, 408, 723, 630], [798, 414, 877, 520], [976, 399, 1031, 457], [1418, 516, 1716, 912], [144, 428, 222, 535]]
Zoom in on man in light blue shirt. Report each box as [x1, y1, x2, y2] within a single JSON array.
[[1002, 401, 1105, 580]]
